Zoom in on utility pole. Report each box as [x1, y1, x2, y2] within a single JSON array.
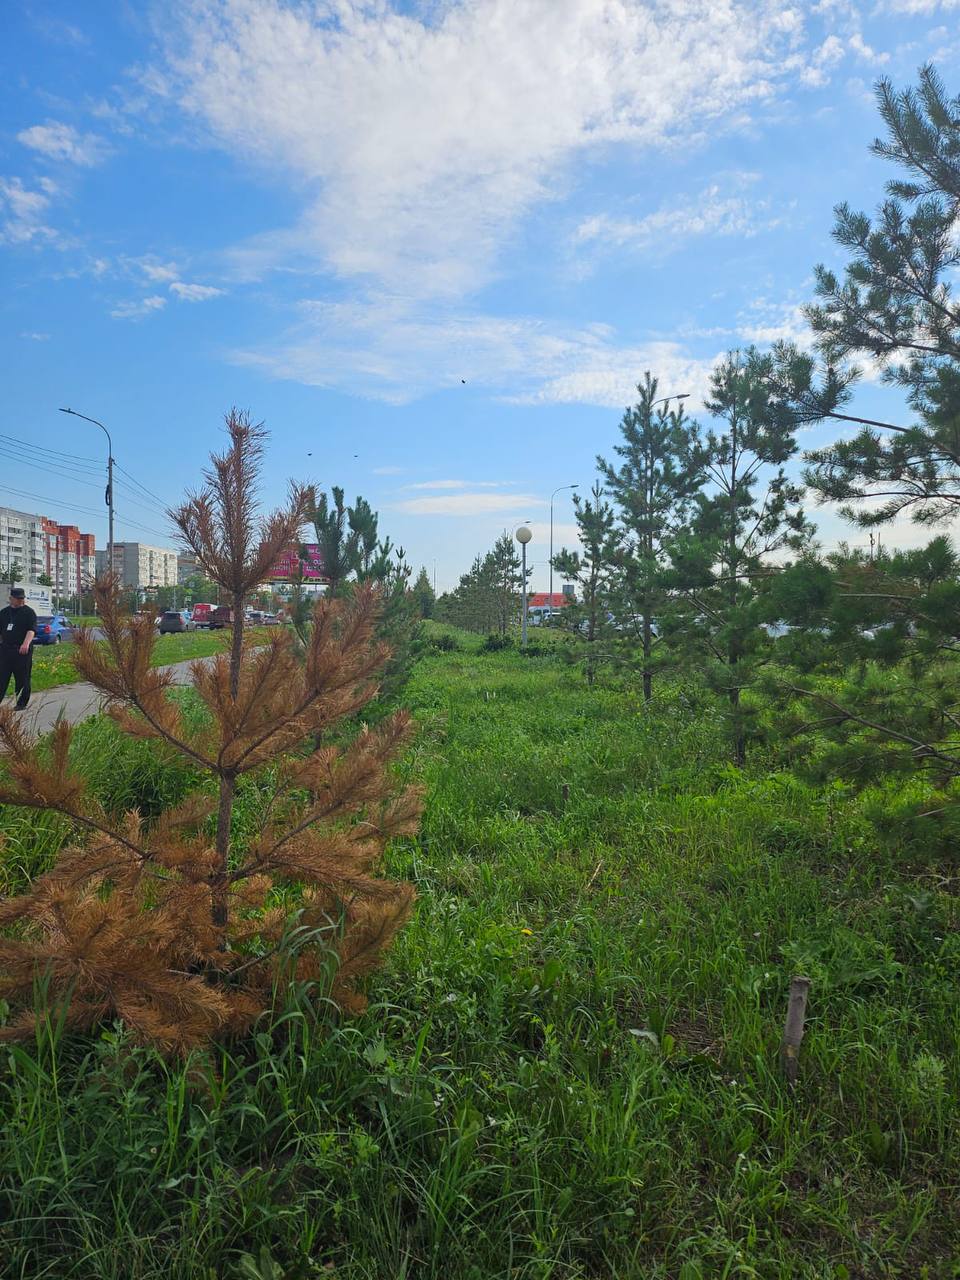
[[550, 484, 578, 618], [59, 408, 114, 572]]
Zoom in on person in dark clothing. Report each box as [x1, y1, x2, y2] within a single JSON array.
[[0, 587, 37, 710]]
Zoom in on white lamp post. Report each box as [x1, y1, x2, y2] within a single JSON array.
[[515, 524, 532, 647]]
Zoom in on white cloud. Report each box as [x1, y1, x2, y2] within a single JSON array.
[[575, 177, 784, 257], [169, 280, 224, 300], [402, 479, 510, 491], [110, 295, 168, 320], [161, 0, 817, 297], [230, 296, 721, 407], [877, 0, 959, 11], [20, 331, 51, 341], [799, 32, 847, 86], [394, 492, 546, 517], [735, 300, 811, 347], [372, 465, 404, 475], [17, 121, 110, 167], [847, 32, 889, 64], [137, 257, 181, 282], [0, 176, 58, 245]]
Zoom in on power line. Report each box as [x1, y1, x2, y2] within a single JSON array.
[[0, 482, 172, 542], [111, 478, 170, 518], [115, 463, 169, 510], [0, 433, 101, 468], [0, 445, 109, 491], [0, 446, 172, 521], [0, 438, 102, 476]]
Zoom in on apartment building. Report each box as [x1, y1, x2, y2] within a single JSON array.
[[177, 551, 199, 584], [0, 507, 47, 581], [42, 520, 96, 598], [96, 541, 179, 590]]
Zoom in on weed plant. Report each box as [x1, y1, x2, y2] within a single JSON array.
[[1, 641, 959, 1278]]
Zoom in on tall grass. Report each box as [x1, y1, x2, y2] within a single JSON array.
[[1, 642, 958, 1278]]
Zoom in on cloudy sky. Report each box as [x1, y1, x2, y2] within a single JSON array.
[[2, 0, 958, 589]]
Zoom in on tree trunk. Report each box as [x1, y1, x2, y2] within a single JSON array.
[[229, 590, 243, 698], [729, 684, 745, 768], [212, 771, 235, 932], [642, 609, 652, 702]]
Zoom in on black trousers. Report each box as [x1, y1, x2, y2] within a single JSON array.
[[0, 648, 32, 709]]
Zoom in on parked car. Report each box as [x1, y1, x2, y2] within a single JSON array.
[[158, 610, 195, 634], [33, 613, 72, 645]]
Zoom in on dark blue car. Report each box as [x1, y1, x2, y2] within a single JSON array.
[[33, 613, 72, 645]]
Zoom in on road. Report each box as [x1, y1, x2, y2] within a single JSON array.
[[6, 653, 214, 739]]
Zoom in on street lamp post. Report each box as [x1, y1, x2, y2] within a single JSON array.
[[549, 484, 578, 620], [515, 525, 532, 648], [59, 408, 114, 572]]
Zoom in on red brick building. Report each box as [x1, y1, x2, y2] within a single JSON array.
[[42, 519, 96, 598]]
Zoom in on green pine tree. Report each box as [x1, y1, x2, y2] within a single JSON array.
[[598, 372, 706, 700], [412, 567, 435, 619], [803, 66, 960, 527], [553, 482, 622, 685], [674, 348, 810, 765]]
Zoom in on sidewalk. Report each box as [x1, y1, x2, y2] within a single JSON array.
[[5, 656, 208, 738]]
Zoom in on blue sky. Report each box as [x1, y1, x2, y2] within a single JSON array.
[[2, 1, 959, 591]]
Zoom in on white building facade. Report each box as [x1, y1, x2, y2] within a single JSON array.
[[0, 507, 46, 581], [96, 542, 179, 590]]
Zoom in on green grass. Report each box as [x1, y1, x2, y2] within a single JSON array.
[[1, 641, 959, 1278], [28, 629, 274, 692]]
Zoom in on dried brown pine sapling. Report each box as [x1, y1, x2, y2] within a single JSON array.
[[0, 411, 420, 1054]]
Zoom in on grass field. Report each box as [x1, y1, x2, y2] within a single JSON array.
[[27, 628, 273, 692], [1, 636, 958, 1278]]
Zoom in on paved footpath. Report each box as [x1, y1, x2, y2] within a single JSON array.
[[4, 656, 208, 738]]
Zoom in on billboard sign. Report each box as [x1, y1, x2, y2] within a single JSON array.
[[270, 544, 327, 582]]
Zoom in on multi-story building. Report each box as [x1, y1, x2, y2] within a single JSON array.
[[0, 506, 97, 604], [177, 552, 199, 584], [96, 542, 179, 590], [42, 520, 96, 599], [0, 506, 47, 581]]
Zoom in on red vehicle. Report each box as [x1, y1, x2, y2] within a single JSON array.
[[209, 605, 233, 630], [191, 602, 214, 628]]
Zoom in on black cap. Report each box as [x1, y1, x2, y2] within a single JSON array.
[[9, 587, 25, 599]]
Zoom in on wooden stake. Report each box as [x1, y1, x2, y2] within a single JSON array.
[[780, 976, 811, 1086]]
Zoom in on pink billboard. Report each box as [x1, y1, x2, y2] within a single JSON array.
[[270, 544, 328, 581]]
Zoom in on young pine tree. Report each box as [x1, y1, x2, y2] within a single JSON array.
[[309, 486, 360, 595], [412, 567, 436, 619], [599, 372, 706, 700], [804, 66, 960, 526], [0, 411, 420, 1054], [553, 482, 622, 685], [489, 532, 525, 638], [675, 349, 810, 764]]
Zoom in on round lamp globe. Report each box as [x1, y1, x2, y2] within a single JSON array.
[[515, 525, 533, 545]]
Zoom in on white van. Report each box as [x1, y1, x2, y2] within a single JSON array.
[[8, 581, 55, 612]]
